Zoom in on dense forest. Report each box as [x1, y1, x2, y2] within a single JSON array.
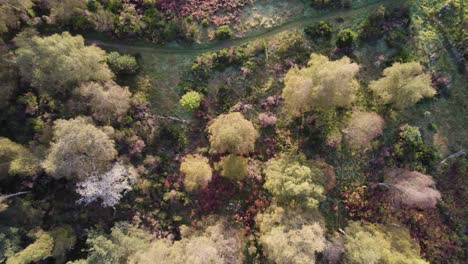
[[0, 0, 466, 263]]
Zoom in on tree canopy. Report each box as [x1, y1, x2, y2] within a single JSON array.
[[77, 81, 132, 124], [369, 62, 436, 109], [6, 230, 53, 264], [15, 32, 113, 95], [217, 154, 248, 181], [344, 221, 428, 264], [282, 53, 359, 116], [43, 117, 117, 181], [180, 154, 212, 192], [261, 224, 325, 264], [0, 137, 39, 179], [130, 219, 243, 264], [264, 153, 325, 209], [208, 112, 258, 155]]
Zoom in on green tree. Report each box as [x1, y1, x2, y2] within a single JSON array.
[[46, 0, 87, 25], [107, 52, 139, 75], [264, 153, 325, 209], [369, 62, 436, 109], [282, 54, 360, 116], [15, 32, 112, 96], [344, 221, 428, 264], [0, 137, 40, 179], [0, 227, 21, 263], [43, 117, 117, 181], [6, 230, 53, 264], [208, 112, 258, 155], [77, 81, 132, 124], [217, 155, 248, 181], [77, 222, 152, 264], [179, 91, 202, 111], [180, 155, 212, 192]]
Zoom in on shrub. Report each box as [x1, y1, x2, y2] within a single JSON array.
[[107, 52, 139, 74], [336, 29, 357, 48], [180, 91, 202, 111], [360, 5, 386, 40], [215, 25, 232, 40], [393, 124, 436, 170], [304, 21, 332, 40]]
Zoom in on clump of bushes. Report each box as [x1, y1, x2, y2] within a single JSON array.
[[215, 25, 233, 40], [180, 91, 202, 111], [336, 29, 357, 48], [107, 52, 139, 74], [304, 21, 332, 40]]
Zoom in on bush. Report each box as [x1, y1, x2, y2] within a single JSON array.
[[180, 91, 202, 111], [215, 25, 232, 40], [336, 29, 357, 48], [107, 52, 139, 75], [304, 21, 332, 40]]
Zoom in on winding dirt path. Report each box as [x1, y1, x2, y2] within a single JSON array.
[[86, 0, 391, 54]]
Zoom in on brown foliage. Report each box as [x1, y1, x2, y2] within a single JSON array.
[[384, 168, 441, 209], [343, 110, 385, 149]]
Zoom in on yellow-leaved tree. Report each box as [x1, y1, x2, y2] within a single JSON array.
[[208, 112, 258, 155], [282, 53, 360, 116], [180, 154, 212, 192], [15, 32, 113, 95], [344, 221, 428, 264], [369, 62, 436, 109]]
